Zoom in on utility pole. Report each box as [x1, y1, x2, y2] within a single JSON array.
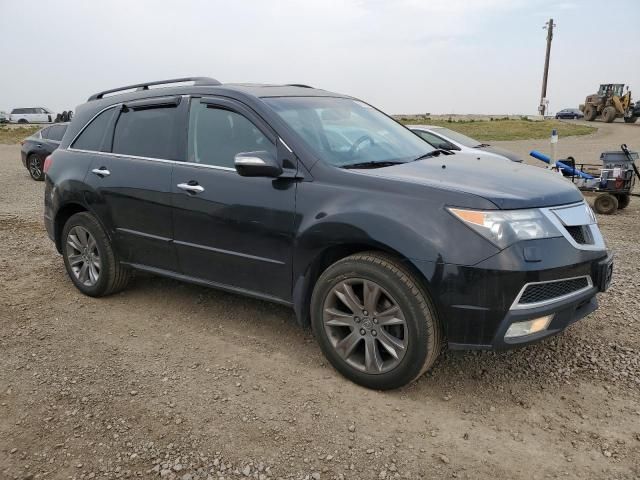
[[538, 18, 556, 117]]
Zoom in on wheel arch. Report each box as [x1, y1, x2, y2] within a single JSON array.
[[291, 241, 439, 329]]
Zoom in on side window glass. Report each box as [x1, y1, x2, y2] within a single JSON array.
[[112, 106, 180, 160], [47, 125, 67, 141], [188, 98, 275, 168], [415, 130, 442, 147], [71, 108, 116, 151], [40, 127, 51, 139]]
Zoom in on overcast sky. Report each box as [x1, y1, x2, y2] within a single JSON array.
[[1, 0, 639, 115]]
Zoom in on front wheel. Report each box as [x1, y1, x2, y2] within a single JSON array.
[[311, 252, 441, 390], [61, 212, 131, 297]]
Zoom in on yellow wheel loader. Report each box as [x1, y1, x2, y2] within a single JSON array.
[[579, 84, 637, 124]]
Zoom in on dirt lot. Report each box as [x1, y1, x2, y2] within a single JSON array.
[[1, 122, 639, 480]]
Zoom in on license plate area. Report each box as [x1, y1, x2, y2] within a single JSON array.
[[595, 256, 614, 292]]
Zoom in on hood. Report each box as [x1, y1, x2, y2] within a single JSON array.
[[355, 152, 583, 209], [478, 145, 523, 162]]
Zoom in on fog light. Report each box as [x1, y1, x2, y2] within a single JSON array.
[[504, 315, 554, 339]]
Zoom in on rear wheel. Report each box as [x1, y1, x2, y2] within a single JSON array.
[[584, 105, 597, 121], [61, 212, 131, 297], [602, 106, 617, 123], [27, 154, 44, 181], [615, 194, 630, 209], [311, 252, 441, 390], [593, 193, 619, 214], [17, 118, 28, 124]]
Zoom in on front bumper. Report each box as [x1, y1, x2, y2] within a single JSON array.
[[411, 236, 611, 350]]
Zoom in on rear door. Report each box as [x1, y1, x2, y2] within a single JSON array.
[[81, 97, 185, 272], [170, 96, 297, 301]]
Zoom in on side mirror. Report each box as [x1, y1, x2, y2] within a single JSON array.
[[234, 151, 282, 177]]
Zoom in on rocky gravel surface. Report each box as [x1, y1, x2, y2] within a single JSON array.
[[1, 122, 639, 480]]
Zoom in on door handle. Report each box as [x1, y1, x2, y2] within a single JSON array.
[[177, 182, 204, 194], [92, 167, 111, 177]]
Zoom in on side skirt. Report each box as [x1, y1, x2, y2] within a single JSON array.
[[122, 262, 293, 307]]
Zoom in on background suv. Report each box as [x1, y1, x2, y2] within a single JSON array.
[[11, 107, 56, 123], [44, 78, 611, 389]]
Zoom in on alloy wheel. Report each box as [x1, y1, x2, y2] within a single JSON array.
[[29, 156, 42, 179], [66, 226, 101, 287], [323, 278, 408, 374]]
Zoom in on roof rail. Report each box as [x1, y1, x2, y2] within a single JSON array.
[[286, 84, 314, 88], [88, 77, 222, 101]]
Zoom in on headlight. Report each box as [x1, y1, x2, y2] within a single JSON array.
[[448, 207, 562, 249]]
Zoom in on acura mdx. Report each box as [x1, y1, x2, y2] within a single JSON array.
[[44, 77, 613, 389]]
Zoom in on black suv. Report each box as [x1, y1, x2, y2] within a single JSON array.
[[44, 77, 612, 389]]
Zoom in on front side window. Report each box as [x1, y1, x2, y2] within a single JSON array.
[[264, 97, 434, 167], [112, 106, 181, 160], [71, 108, 117, 151], [187, 98, 275, 168]]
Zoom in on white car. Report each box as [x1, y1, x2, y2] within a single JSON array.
[[408, 125, 523, 162], [10, 107, 57, 124]]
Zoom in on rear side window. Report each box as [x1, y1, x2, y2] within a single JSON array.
[[12, 108, 25, 114], [71, 108, 116, 151], [47, 124, 67, 141], [40, 127, 52, 139], [112, 106, 180, 160]]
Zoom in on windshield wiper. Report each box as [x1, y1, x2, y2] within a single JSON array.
[[411, 149, 451, 162], [341, 161, 404, 169]]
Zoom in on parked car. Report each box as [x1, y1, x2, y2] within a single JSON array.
[[0, 111, 10, 123], [11, 107, 56, 123], [408, 125, 523, 162], [555, 108, 584, 120], [21, 123, 68, 180], [44, 77, 612, 390]]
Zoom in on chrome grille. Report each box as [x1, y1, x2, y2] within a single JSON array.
[[564, 225, 593, 245]]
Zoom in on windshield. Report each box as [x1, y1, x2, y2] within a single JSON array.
[[431, 127, 483, 148], [264, 97, 434, 167]]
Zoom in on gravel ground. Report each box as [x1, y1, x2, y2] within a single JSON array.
[[1, 121, 639, 480]]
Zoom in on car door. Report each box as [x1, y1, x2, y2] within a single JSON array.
[[80, 98, 185, 272], [171, 96, 297, 301]]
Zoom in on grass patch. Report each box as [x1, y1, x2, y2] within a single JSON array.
[[0, 125, 41, 144], [398, 118, 596, 142]]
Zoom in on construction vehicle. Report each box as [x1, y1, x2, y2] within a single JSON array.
[[579, 84, 638, 123]]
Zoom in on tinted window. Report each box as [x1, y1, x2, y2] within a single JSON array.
[[12, 108, 25, 114], [47, 124, 67, 141], [188, 98, 275, 168], [72, 108, 117, 151], [112, 106, 180, 160], [40, 127, 52, 139]]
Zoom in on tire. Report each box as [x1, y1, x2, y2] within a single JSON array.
[[584, 105, 597, 121], [615, 194, 630, 209], [61, 212, 131, 297], [27, 154, 44, 181], [602, 106, 617, 123], [624, 116, 638, 124], [593, 194, 619, 214], [310, 251, 441, 390]]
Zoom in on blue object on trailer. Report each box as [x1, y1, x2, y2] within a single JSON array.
[[529, 150, 593, 179]]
